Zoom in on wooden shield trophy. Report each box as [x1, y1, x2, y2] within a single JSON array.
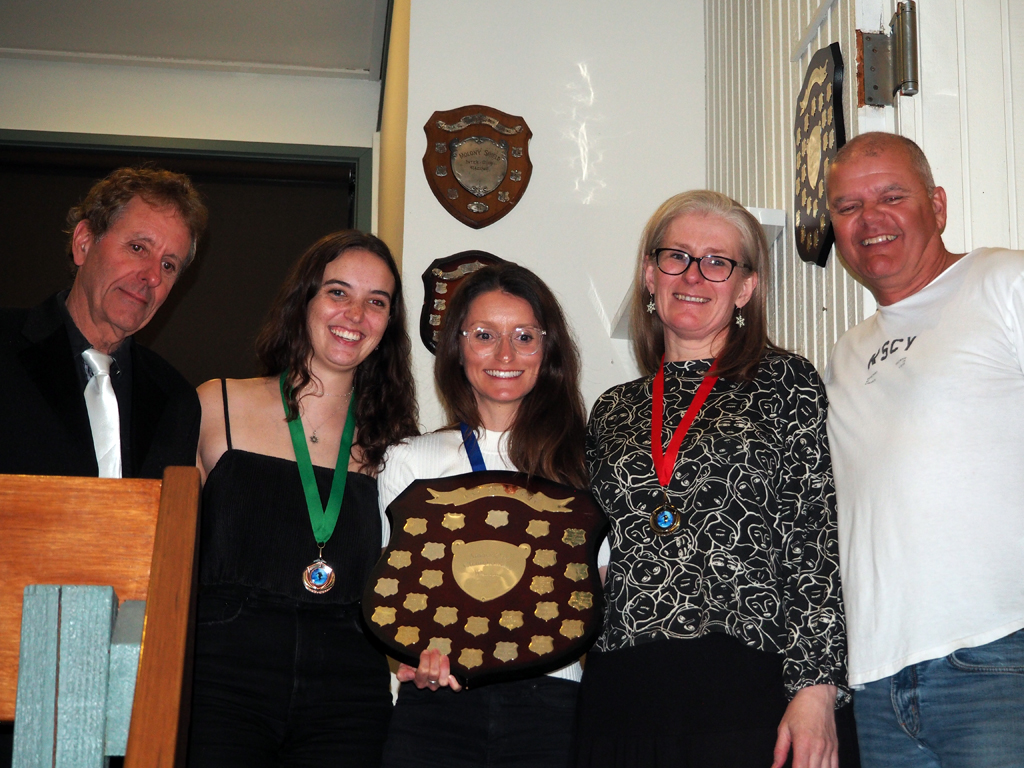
[[419, 250, 506, 353], [363, 471, 607, 687], [422, 105, 533, 229], [794, 42, 845, 267]]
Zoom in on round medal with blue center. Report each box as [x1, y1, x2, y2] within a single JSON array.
[[649, 504, 681, 535], [303, 558, 336, 594]]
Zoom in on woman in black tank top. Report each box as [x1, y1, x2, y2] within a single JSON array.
[[187, 231, 418, 768]]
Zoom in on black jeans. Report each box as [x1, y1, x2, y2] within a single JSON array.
[[187, 585, 391, 768], [382, 676, 580, 768]]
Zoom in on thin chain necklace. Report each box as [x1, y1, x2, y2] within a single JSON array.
[[302, 389, 354, 444]]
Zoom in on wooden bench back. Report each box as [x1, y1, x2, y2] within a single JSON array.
[[0, 466, 200, 768]]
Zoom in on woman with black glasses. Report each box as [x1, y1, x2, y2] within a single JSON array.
[[573, 191, 850, 768], [378, 261, 589, 768]]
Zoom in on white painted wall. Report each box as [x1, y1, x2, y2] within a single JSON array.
[[0, 57, 380, 146], [403, 0, 707, 430], [894, 0, 1024, 255]]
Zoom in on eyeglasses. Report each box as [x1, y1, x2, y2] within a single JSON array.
[[650, 248, 750, 282], [460, 326, 546, 356]]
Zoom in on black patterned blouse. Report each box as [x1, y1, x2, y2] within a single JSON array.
[[586, 351, 848, 700]]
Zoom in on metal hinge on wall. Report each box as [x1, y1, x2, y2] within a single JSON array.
[[862, 0, 919, 106]]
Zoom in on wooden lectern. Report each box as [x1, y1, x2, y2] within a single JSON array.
[[0, 466, 201, 768]]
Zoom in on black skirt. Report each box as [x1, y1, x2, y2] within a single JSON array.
[[572, 634, 788, 768]]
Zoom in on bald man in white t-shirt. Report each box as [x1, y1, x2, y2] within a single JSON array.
[[823, 131, 1024, 768]]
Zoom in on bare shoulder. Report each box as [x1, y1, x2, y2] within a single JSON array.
[[225, 377, 294, 458], [196, 377, 225, 408], [198, 377, 282, 471], [197, 378, 229, 478], [219, 377, 283, 426], [198, 376, 275, 419]]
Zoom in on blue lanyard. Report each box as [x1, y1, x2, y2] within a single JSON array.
[[459, 422, 487, 473]]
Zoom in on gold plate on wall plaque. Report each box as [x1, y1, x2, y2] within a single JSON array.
[[363, 469, 607, 688]]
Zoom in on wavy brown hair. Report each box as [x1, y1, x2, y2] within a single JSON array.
[[630, 190, 783, 382], [434, 263, 588, 489], [255, 231, 419, 469], [66, 165, 208, 267]]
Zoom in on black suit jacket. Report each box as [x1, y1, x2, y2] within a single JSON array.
[[0, 294, 200, 478]]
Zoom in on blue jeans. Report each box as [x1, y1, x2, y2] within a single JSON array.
[[855, 629, 1024, 768]]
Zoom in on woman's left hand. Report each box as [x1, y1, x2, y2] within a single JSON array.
[[772, 683, 838, 768]]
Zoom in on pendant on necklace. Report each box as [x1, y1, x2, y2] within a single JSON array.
[[310, 433, 319, 444], [303, 558, 335, 593], [649, 489, 681, 535]]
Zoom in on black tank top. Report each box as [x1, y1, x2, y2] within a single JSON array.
[[198, 379, 381, 604]]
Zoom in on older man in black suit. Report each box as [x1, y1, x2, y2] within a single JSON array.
[[0, 166, 208, 478]]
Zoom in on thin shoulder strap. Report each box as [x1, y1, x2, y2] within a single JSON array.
[[220, 378, 233, 451]]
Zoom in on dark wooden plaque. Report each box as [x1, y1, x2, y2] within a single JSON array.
[[422, 105, 533, 229], [364, 470, 607, 688], [794, 42, 846, 267], [419, 250, 507, 353]]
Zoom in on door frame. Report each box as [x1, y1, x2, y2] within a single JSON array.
[[0, 129, 373, 233]]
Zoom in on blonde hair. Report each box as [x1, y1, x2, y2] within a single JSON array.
[[630, 190, 776, 381]]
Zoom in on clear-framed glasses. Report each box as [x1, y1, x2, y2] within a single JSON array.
[[650, 248, 750, 282], [460, 326, 547, 356]]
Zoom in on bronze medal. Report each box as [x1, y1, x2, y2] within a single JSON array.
[[303, 558, 336, 594]]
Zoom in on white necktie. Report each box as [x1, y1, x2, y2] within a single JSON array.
[[82, 348, 122, 479]]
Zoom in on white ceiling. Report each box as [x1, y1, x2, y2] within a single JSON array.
[[0, 0, 390, 79]]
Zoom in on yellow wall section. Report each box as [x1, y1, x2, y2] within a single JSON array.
[[377, 0, 410, 267]]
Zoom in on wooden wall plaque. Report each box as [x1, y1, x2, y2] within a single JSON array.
[[422, 106, 533, 229]]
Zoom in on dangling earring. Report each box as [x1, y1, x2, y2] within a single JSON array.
[[734, 307, 746, 328], [646, 293, 656, 314]]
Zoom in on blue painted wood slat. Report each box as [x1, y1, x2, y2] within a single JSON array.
[[11, 585, 60, 768]]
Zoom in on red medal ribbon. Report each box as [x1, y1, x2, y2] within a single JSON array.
[[651, 357, 718, 487]]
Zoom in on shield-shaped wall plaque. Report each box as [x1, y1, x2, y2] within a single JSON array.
[[794, 43, 846, 267], [422, 105, 533, 229], [363, 470, 607, 688], [419, 250, 507, 353]]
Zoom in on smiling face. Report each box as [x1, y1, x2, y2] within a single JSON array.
[[644, 212, 757, 362], [65, 195, 192, 353], [827, 144, 952, 305], [459, 290, 543, 432], [305, 248, 395, 379]]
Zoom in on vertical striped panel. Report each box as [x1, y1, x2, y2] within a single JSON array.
[[705, 0, 864, 370], [1011, 0, 1024, 246], [1002, 0, 1019, 249]]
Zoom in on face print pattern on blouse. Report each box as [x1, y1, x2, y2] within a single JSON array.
[[585, 352, 847, 699]]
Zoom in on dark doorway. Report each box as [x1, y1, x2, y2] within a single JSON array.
[[0, 142, 360, 386]]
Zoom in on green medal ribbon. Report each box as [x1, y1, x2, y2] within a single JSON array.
[[280, 372, 356, 545]]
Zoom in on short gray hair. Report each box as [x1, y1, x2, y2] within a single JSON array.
[[829, 132, 935, 193]]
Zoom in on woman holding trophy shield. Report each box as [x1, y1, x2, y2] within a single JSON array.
[[378, 262, 591, 768]]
